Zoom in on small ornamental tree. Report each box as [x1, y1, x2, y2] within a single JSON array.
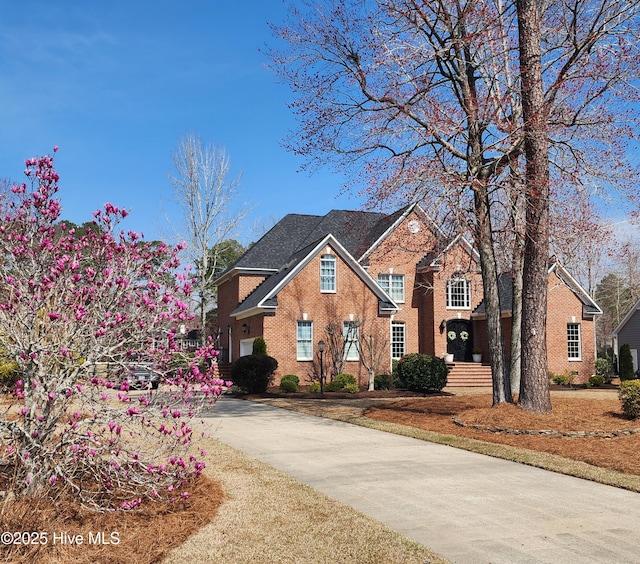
[[252, 336, 268, 356], [0, 150, 230, 510]]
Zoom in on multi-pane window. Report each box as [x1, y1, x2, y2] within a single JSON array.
[[391, 321, 406, 360], [567, 323, 581, 360], [343, 321, 360, 361], [446, 277, 471, 309], [378, 274, 405, 302], [320, 255, 336, 292], [297, 321, 313, 360]]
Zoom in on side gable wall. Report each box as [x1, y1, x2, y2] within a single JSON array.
[[547, 272, 596, 382], [264, 244, 391, 385]]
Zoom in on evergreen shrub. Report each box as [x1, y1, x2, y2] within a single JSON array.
[[279, 374, 299, 393], [252, 336, 268, 356], [619, 344, 635, 381], [324, 373, 356, 392], [374, 374, 393, 390], [344, 383, 359, 394], [0, 360, 20, 390], [619, 380, 640, 419], [396, 353, 448, 392], [230, 354, 278, 394], [588, 374, 605, 387]]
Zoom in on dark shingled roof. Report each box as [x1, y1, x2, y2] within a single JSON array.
[[473, 273, 515, 315], [229, 214, 324, 271], [221, 208, 394, 277]]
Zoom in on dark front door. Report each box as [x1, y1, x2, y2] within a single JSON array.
[[446, 319, 472, 362]]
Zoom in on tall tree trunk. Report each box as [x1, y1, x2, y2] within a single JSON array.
[[510, 166, 526, 394], [510, 245, 524, 394], [516, 0, 552, 413], [474, 185, 512, 405]]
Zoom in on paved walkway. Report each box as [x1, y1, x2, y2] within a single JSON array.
[[206, 398, 640, 564]]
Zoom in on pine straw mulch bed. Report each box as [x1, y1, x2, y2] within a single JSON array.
[[0, 475, 223, 564], [364, 394, 640, 476], [249, 387, 640, 477]]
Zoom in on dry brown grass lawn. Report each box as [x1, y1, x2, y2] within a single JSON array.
[[165, 440, 446, 564]]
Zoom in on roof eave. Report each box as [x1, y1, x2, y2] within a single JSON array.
[[214, 267, 278, 287]]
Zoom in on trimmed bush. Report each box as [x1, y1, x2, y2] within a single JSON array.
[[396, 353, 448, 393], [252, 336, 268, 356], [324, 379, 343, 392], [279, 374, 300, 393], [324, 373, 357, 392], [344, 383, 359, 394], [281, 374, 299, 385], [551, 372, 570, 386], [619, 380, 640, 419], [374, 374, 393, 390], [619, 344, 635, 381], [335, 373, 356, 387], [230, 354, 278, 394], [308, 381, 321, 393], [588, 374, 605, 387]]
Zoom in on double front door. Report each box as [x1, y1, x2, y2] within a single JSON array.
[[446, 319, 472, 362]]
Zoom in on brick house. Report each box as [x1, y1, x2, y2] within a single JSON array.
[[215, 203, 601, 386]]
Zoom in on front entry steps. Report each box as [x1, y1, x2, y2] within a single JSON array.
[[445, 362, 492, 387]]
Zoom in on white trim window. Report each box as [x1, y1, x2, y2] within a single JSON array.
[[297, 321, 313, 360], [446, 277, 471, 309], [391, 321, 406, 360], [320, 254, 336, 292], [567, 323, 581, 360], [378, 274, 405, 302], [343, 321, 360, 361]]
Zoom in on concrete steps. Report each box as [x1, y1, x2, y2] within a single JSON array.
[[446, 362, 493, 387], [217, 362, 232, 380]]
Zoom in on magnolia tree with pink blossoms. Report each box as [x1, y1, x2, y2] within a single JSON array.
[[0, 149, 229, 511]]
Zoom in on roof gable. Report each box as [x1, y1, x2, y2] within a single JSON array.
[[216, 204, 444, 285], [359, 203, 445, 263], [230, 234, 399, 319], [417, 234, 479, 270], [549, 262, 602, 315]]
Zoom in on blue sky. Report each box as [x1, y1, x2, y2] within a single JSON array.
[[0, 1, 364, 246]]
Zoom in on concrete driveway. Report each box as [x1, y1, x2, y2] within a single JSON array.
[[206, 397, 640, 564]]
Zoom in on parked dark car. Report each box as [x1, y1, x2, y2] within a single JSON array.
[[123, 364, 160, 390]]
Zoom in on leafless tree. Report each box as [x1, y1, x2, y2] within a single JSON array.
[[355, 321, 389, 391], [168, 133, 250, 346]]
